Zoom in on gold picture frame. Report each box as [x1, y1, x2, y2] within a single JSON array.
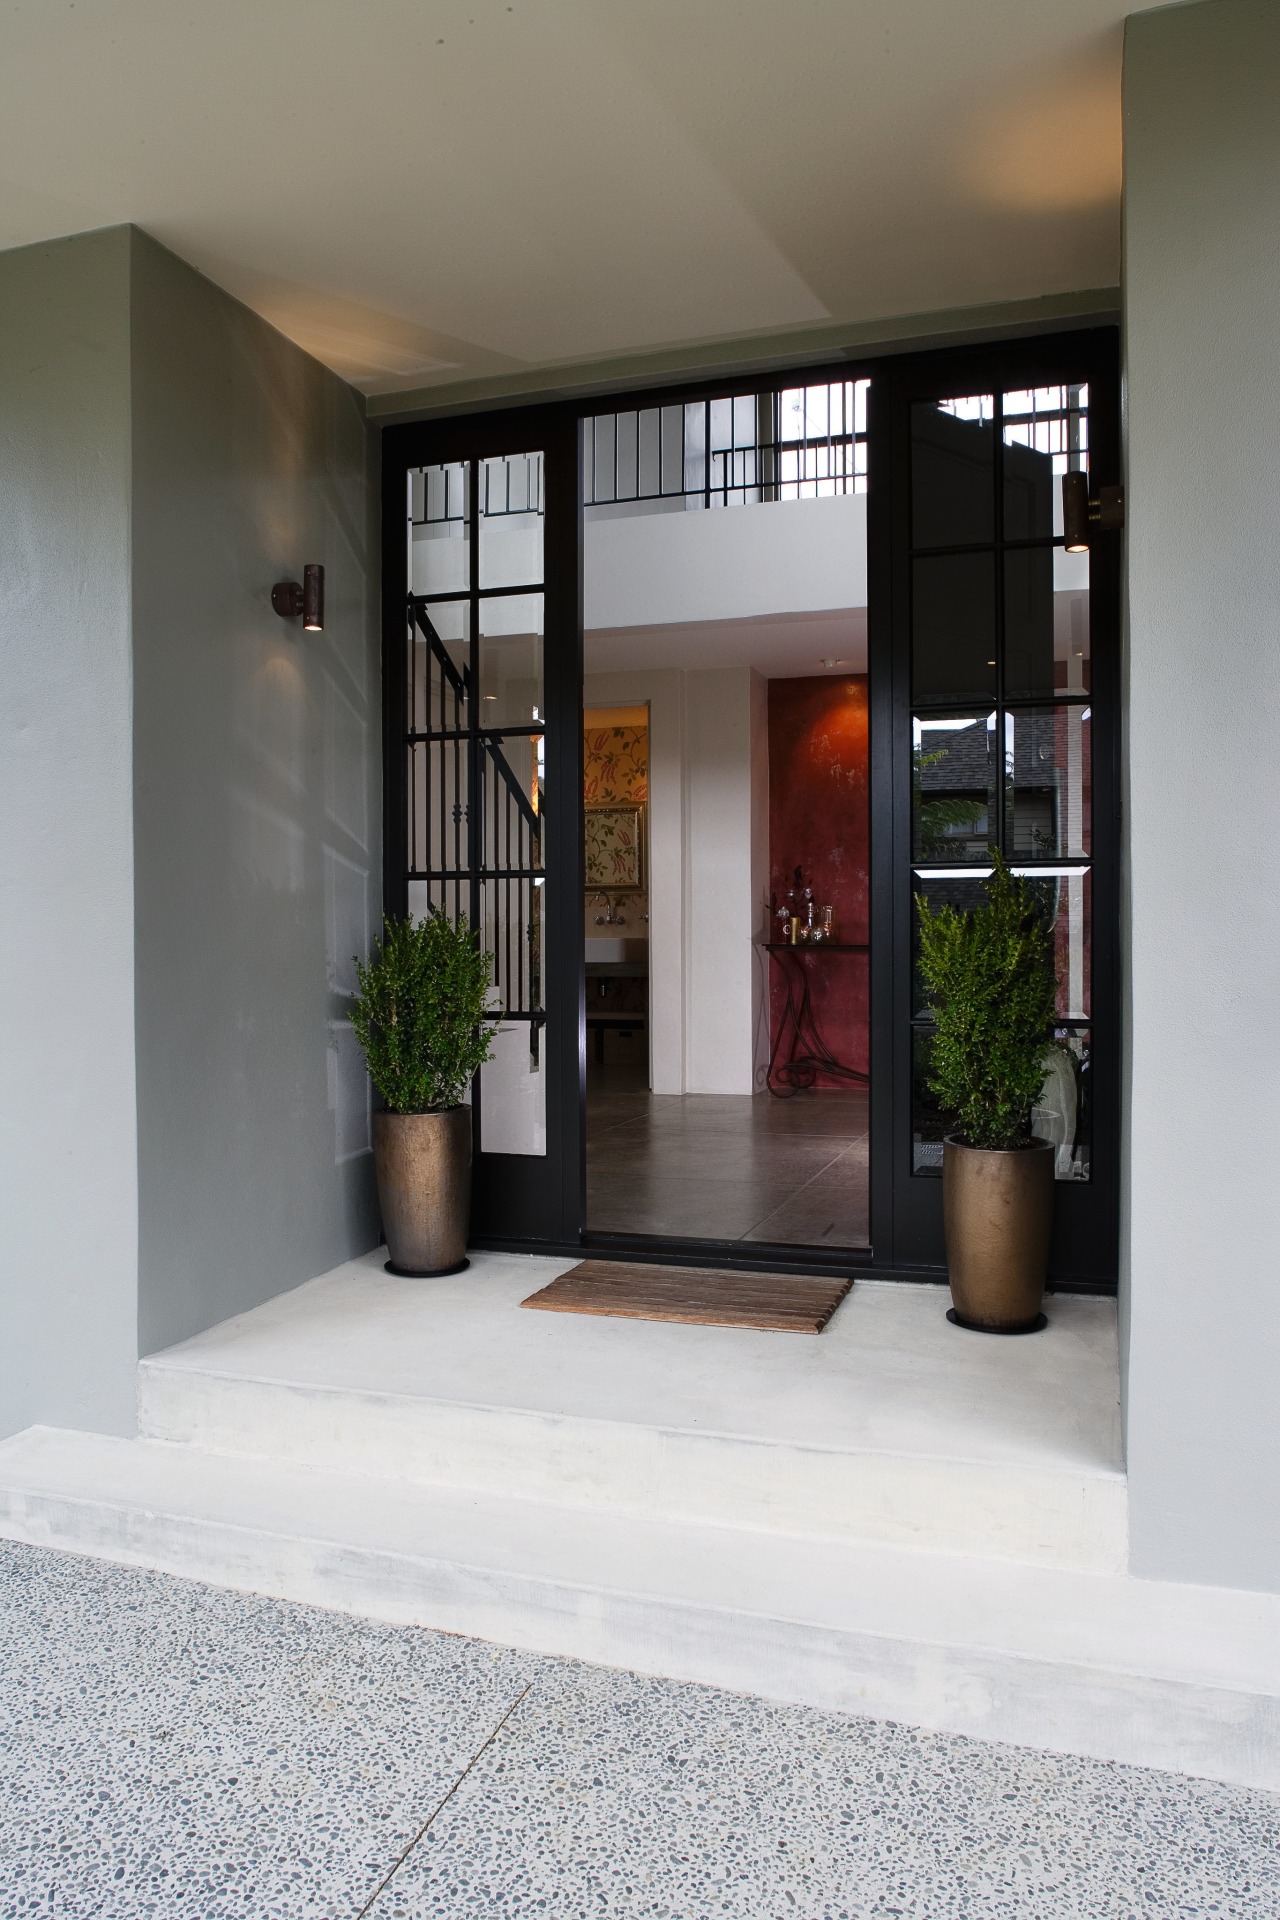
[[584, 803, 645, 892]]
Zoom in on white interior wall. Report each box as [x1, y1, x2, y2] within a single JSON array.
[[585, 671, 684, 1094], [585, 666, 766, 1096], [585, 493, 867, 630], [1122, 0, 1280, 1594], [750, 669, 772, 1090], [684, 668, 766, 1097]]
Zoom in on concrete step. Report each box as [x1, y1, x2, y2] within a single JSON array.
[[135, 1254, 1128, 1573], [0, 1424, 1275, 1792]]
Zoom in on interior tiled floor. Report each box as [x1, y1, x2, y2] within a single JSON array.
[[587, 1066, 870, 1247], [2, 1541, 1276, 1920]]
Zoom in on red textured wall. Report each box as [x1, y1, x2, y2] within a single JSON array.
[[767, 676, 870, 1086]]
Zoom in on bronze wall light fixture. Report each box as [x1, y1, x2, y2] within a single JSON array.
[[1061, 472, 1125, 553], [271, 563, 324, 631]]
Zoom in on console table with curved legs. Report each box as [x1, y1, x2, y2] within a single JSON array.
[[762, 942, 871, 1096]]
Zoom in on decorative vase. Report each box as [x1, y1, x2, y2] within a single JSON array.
[[942, 1137, 1054, 1332], [373, 1107, 472, 1276]]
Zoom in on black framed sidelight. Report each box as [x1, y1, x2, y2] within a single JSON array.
[[381, 407, 584, 1246], [381, 325, 1121, 1289], [874, 329, 1121, 1288]]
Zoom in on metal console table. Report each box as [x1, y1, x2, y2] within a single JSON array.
[[762, 942, 870, 1096]]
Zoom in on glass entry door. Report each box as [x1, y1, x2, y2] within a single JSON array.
[[877, 332, 1120, 1285], [381, 329, 1120, 1287], [383, 410, 582, 1246]]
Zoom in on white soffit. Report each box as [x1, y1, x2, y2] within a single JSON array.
[[0, 2, 1159, 397]]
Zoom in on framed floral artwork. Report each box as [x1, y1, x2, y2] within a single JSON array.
[[585, 804, 645, 891]]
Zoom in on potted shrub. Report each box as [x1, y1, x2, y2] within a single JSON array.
[[916, 855, 1058, 1332], [350, 910, 496, 1276]]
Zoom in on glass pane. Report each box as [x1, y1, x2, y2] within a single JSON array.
[[1037, 867, 1091, 1023], [1005, 706, 1091, 860], [479, 732, 544, 884], [1052, 546, 1090, 694], [913, 714, 994, 864], [912, 1026, 945, 1175], [910, 872, 994, 1018], [1005, 548, 1092, 700], [478, 451, 544, 588], [915, 1009, 1090, 1181], [914, 868, 1090, 1022], [409, 598, 469, 735], [913, 552, 996, 703], [1003, 384, 1089, 540], [407, 733, 468, 881], [1033, 1026, 1092, 1182], [911, 396, 994, 548], [406, 878, 470, 933], [1002, 547, 1055, 699], [409, 462, 469, 595], [478, 593, 544, 729], [478, 872, 546, 1158]]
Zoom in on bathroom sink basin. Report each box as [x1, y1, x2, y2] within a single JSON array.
[[585, 936, 648, 966]]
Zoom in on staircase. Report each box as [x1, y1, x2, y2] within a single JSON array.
[[0, 1250, 1276, 1791]]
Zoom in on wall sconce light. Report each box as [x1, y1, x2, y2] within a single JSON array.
[[1061, 472, 1125, 552], [271, 563, 324, 631]]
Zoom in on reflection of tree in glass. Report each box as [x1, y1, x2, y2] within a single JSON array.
[[913, 745, 986, 857]]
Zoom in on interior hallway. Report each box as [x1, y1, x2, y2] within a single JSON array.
[[586, 1067, 869, 1247]]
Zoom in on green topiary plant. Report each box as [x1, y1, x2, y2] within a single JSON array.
[[350, 911, 497, 1115], [915, 853, 1057, 1151]]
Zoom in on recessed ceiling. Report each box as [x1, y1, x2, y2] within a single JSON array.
[[0, 2, 1157, 400]]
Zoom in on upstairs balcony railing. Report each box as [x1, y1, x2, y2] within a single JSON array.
[[584, 379, 870, 512]]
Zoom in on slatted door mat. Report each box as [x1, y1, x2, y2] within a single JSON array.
[[520, 1260, 854, 1333]]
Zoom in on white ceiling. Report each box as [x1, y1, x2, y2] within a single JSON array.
[[0, 2, 1156, 399], [587, 610, 868, 681]]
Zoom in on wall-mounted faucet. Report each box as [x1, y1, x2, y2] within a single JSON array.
[[590, 890, 629, 927]]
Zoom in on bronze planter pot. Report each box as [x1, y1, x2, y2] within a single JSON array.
[[373, 1107, 472, 1277], [942, 1137, 1054, 1333]]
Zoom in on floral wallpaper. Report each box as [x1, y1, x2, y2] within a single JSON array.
[[584, 724, 648, 933], [584, 726, 648, 805]]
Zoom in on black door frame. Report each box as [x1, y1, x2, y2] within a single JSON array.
[[381, 323, 1120, 1292]]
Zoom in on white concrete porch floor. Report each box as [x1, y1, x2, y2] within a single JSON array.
[[135, 1250, 1127, 1571], [142, 1250, 1120, 1471]]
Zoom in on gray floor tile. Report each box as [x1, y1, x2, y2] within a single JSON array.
[[586, 1078, 869, 1244]]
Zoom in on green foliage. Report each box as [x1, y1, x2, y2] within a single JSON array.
[[915, 854, 1057, 1151], [912, 744, 986, 858], [349, 911, 497, 1115]]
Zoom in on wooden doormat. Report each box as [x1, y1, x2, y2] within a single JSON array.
[[520, 1260, 853, 1333]]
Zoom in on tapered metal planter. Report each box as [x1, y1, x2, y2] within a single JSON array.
[[373, 1107, 472, 1277], [942, 1137, 1054, 1332]]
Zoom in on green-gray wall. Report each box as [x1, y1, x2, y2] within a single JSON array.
[[1123, 0, 1280, 1591], [0, 225, 381, 1436], [129, 232, 381, 1357], [0, 229, 139, 1437]]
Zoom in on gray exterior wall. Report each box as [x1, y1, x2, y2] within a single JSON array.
[[1123, 0, 1280, 1591], [0, 229, 139, 1437], [129, 232, 381, 1357]]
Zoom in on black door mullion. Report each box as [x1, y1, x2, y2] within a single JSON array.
[[992, 389, 1006, 858]]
